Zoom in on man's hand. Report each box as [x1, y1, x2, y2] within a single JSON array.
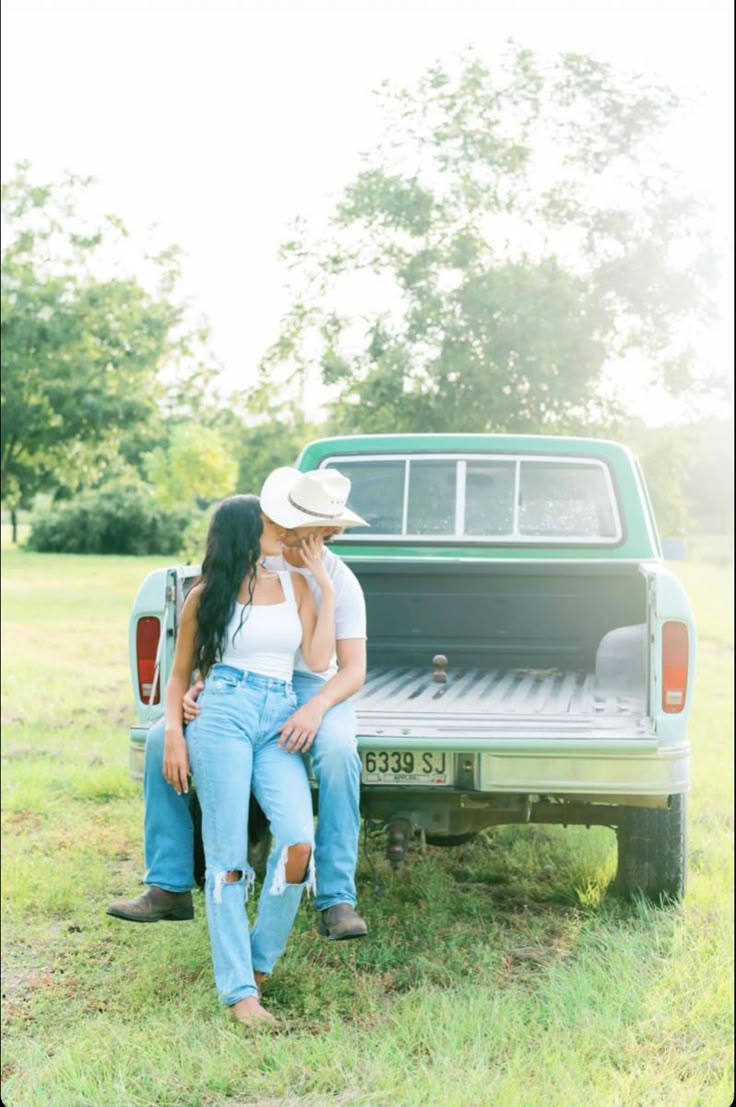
[[278, 697, 327, 753], [163, 732, 191, 795], [182, 680, 204, 724]]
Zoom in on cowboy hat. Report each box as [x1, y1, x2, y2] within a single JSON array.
[[260, 467, 369, 529]]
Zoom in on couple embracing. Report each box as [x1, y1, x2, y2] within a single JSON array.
[[107, 466, 369, 1024]]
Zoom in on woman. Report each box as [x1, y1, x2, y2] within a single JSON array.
[[162, 494, 335, 1024]]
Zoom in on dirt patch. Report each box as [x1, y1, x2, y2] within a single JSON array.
[[1, 810, 45, 830], [1, 712, 26, 727], [1, 745, 56, 761], [1, 964, 48, 1003]]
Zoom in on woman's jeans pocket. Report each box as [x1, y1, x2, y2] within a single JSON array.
[[205, 675, 239, 696]]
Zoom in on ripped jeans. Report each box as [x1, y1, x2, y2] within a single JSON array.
[[185, 665, 315, 1007]]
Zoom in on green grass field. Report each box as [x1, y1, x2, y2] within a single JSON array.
[[1, 547, 733, 1107]]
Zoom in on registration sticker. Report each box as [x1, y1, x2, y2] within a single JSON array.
[[361, 750, 449, 785]]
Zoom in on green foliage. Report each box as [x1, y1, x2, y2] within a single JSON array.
[[263, 45, 717, 433], [226, 403, 326, 495], [150, 366, 318, 515], [619, 417, 734, 537], [26, 477, 191, 555], [143, 423, 239, 511], [681, 418, 735, 536], [1, 164, 185, 514]]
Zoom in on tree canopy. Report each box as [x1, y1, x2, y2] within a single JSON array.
[[261, 44, 718, 434], [1, 165, 185, 520], [143, 423, 238, 511]]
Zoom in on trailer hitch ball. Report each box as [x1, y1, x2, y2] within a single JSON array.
[[432, 655, 448, 683], [386, 818, 413, 870]]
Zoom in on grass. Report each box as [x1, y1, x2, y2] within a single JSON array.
[[1, 547, 733, 1107]]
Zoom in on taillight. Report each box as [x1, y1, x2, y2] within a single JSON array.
[[136, 617, 161, 705], [662, 621, 688, 713]]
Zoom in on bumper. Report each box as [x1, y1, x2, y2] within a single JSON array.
[[357, 734, 690, 797], [130, 727, 690, 797]]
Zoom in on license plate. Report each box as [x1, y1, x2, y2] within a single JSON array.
[[361, 750, 450, 785]]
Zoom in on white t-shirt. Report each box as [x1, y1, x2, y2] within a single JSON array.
[[263, 548, 366, 679]]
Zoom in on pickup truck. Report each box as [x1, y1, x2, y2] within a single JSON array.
[[128, 433, 695, 902]]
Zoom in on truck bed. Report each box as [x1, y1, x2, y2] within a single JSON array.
[[354, 665, 653, 740]]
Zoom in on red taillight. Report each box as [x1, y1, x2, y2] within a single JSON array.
[[136, 617, 161, 705], [662, 621, 688, 713]]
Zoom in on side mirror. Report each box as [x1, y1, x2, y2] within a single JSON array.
[[661, 538, 687, 561]]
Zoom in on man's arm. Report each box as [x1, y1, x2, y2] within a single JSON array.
[[278, 637, 366, 753]]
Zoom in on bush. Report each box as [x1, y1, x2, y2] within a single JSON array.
[[26, 479, 192, 555]]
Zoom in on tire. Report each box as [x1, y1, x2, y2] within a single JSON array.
[[424, 832, 478, 848], [189, 789, 272, 889], [614, 794, 687, 903]]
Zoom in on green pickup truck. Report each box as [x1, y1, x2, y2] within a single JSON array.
[[129, 433, 695, 902]]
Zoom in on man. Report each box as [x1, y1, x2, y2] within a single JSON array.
[[107, 467, 370, 941]]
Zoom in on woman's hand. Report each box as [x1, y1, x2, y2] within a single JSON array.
[[163, 731, 190, 795], [299, 534, 333, 592], [182, 680, 204, 724]]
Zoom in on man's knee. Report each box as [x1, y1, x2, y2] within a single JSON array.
[[310, 737, 359, 791], [312, 704, 357, 761]]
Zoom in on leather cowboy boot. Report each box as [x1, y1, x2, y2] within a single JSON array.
[[317, 903, 368, 940], [106, 885, 194, 922]]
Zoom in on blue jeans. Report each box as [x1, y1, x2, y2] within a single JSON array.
[[142, 671, 361, 910], [185, 665, 315, 1006]]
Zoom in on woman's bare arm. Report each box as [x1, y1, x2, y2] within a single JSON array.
[[162, 585, 201, 794], [292, 537, 335, 672]]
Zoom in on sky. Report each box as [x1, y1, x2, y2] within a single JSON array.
[[1, 0, 734, 425]]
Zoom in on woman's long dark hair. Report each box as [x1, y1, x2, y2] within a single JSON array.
[[195, 494, 263, 676]]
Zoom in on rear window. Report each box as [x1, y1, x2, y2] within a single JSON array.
[[321, 454, 621, 543]]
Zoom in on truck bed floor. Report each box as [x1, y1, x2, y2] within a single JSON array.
[[354, 666, 652, 739]]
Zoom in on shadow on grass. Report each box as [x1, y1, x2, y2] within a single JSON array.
[[2, 817, 680, 1039], [257, 822, 677, 1023]]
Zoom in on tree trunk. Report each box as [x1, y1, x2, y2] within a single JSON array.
[[11, 507, 18, 544]]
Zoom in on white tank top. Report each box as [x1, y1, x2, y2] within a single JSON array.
[[219, 571, 302, 682]]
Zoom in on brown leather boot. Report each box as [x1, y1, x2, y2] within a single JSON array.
[[106, 885, 194, 923], [317, 903, 368, 940]]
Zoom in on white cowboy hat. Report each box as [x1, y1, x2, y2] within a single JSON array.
[[260, 467, 369, 529]]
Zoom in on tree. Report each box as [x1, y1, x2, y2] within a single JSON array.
[[1, 165, 185, 539], [231, 408, 325, 496], [618, 416, 734, 538], [143, 423, 239, 511], [261, 45, 718, 433]]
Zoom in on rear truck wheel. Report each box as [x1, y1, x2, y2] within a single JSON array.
[[190, 789, 272, 889], [614, 794, 687, 903]]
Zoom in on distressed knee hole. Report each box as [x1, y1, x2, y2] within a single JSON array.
[[213, 866, 255, 904], [285, 843, 312, 884], [269, 842, 316, 897]]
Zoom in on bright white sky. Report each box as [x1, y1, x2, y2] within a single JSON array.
[[1, 0, 733, 424]]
